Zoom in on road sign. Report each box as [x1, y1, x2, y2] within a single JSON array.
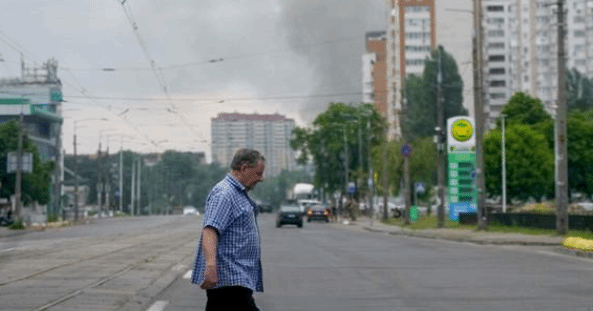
[[401, 144, 412, 157], [415, 182, 426, 194], [7, 152, 33, 173], [348, 182, 356, 194], [114, 190, 120, 198]]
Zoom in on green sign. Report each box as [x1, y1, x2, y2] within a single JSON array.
[[447, 117, 477, 221]]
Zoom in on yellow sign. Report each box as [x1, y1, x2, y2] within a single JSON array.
[[451, 119, 474, 142]]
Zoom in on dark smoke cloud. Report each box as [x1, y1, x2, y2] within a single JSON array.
[[277, 0, 386, 122]]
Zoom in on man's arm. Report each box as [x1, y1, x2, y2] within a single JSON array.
[[200, 226, 219, 289]]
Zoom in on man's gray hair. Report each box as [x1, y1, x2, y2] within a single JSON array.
[[230, 149, 266, 170]]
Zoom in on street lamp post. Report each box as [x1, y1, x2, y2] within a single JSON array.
[[501, 115, 506, 213]]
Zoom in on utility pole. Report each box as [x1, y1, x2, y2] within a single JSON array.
[[73, 131, 79, 222], [14, 103, 24, 224], [402, 88, 411, 225], [131, 153, 135, 216], [382, 124, 388, 220], [119, 145, 123, 212], [343, 127, 348, 221], [473, 0, 487, 230], [137, 156, 142, 216], [367, 118, 374, 226], [436, 46, 446, 228], [556, 0, 568, 235], [502, 115, 507, 213], [97, 143, 103, 218]]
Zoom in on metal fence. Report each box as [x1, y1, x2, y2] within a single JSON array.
[[459, 212, 593, 231]]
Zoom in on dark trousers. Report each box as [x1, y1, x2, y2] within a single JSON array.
[[206, 286, 260, 311]]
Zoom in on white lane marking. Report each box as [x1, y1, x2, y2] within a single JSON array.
[[172, 264, 186, 271], [0, 247, 17, 253], [183, 270, 193, 279], [146, 300, 169, 311]]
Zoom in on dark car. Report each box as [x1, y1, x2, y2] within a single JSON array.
[[276, 205, 303, 228], [306, 204, 330, 223]]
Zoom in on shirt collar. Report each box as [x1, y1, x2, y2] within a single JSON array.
[[226, 174, 246, 193]]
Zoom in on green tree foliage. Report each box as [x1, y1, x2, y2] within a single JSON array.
[[0, 121, 54, 205], [371, 137, 436, 200], [501, 92, 552, 126], [536, 108, 593, 197], [567, 68, 593, 111], [250, 169, 312, 208], [484, 124, 554, 203], [404, 46, 467, 141], [290, 103, 385, 197]]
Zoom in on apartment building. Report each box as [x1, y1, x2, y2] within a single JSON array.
[[363, 31, 388, 117], [383, 0, 436, 140], [211, 113, 297, 177], [483, 0, 593, 126]]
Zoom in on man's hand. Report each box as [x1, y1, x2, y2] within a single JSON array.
[[200, 263, 218, 289]]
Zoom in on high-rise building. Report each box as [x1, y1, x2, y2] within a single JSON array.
[[483, 0, 593, 126], [363, 31, 388, 117], [0, 58, 63, 162], [211, 113, 297, 177], [384, 0, 436, 140]]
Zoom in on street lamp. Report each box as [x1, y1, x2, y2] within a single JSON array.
[[500, 114, 507, 213]]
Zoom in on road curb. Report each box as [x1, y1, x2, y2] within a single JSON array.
[[360, 225, 563, 246]]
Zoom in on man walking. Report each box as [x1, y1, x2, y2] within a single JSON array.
[[192, 149, 265, 311]]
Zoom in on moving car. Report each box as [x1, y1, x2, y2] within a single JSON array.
[[276, 205, 303, 228], [306, 204, 330, 223]]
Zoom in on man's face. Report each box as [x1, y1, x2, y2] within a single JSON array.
[[240, 160, 265, 190]]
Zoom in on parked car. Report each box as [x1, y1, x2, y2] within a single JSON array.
[[276, 205, 303, 228], [183, 206, 200, 216], [0, 209, 13, 226], [577, 202, 593, 211], [257, 203, 274, 213], [306, 204, 330, 223]]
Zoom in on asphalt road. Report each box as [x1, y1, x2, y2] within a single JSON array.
[[2, 214, 593, 311], [158, 215, 593, 311]]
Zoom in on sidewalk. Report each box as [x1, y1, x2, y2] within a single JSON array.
[[333, 216, 593, 259]]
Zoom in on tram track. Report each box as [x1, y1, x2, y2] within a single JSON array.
[[0, 216, 201, 310]]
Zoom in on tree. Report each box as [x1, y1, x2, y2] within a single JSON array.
[[567, 68, 593, 111], [0, 121, 54, 205], [536, 108, 593, 198], [290, 103, 385, 198], [404, 46, 468, 141], [484, 124, 554, 203], [501, 92, 552, 126], [250, 169, 312, 208]]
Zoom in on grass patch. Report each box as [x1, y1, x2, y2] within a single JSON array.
[[381, 215, 593, 239]]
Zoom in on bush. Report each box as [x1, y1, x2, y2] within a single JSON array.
[[8, 220, 25, 230]]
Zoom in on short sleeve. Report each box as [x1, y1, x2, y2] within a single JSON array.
[[203, 189, 235, 235]]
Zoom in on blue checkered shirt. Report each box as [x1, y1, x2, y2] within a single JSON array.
[[191, 174, 263, 292]]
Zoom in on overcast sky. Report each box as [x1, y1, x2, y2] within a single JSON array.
[[0, 0, 472, 162]]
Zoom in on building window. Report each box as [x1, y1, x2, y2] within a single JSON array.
[[487, 18, 505, 24], [487, 5, 504, 12], [490, 93, 506, 99], [574, 16, 585, 23], [488, 30, 505, 37], [488, 42, 505, 49], [489, 68, 505, 74], [489, 55, 505, 62], [490, 80, 506, 87], [574, 30, 586, 38]]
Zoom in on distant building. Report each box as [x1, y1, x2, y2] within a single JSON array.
[[211, 113, 297, 177], [384, 0, 436, 140], [482, 0, 593, 126], [0, 58, 63, 162], [363, 31, 388, 118], [0, 58, 63, 210]]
